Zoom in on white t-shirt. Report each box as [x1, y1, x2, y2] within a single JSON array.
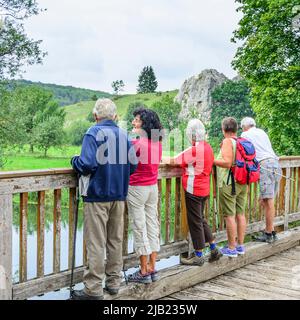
[[241, 127, 278, 162]]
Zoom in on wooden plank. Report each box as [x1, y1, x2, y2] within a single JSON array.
[[37, 191, 45, 278], [83, 240, 87, 266], [185, 281, 245, 299], [0, 194, 13, 300], [158, 165, 183, 179], [180, 185, 189, 240], [165, 179, 171, 244], [284, 168, 291, 230], [53, 189, 61, 273], [219, 274, 300, 298], [170, 287, 240, 300], [68, 188, 76, 269], [0, 168, 75, 179], [157, 179, 162, 240], [210, 276, 297, 300], [19, 193, 28, 283], [279, 169, 286, 216], [0, 174, 77, 195], [174, 178, 181, 241], [253, 183, 258, 221], [102, 228, 300, 300]]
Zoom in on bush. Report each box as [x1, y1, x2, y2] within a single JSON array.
[[66, 120, 92, 146]]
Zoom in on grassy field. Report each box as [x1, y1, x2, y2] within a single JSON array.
[[64, 90, 178, 127], [2, 145, 80, 171]]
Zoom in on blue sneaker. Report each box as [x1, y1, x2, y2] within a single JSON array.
[[220, 246, 238, 258], [150, 270, 160, 282], [236, 245, 245, 255], [126, 270, 152, 284]]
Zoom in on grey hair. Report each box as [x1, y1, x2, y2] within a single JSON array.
[[93, 98, 117, 120], [186, 119, 206, 143], [241, 117, 256, 129]]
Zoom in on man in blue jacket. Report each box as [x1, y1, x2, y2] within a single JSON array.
[[71, 98, 137, 300]]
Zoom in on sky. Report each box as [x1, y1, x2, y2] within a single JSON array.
[[23, 0, 242, 94]]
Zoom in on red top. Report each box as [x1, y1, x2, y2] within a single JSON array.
[[174, 141, 214, 197], [129, 138, 163, 186]]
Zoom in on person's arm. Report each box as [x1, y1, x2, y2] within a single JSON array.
[[71, 134, 98, 175], [214, 138, 234, 169], [161, 156, 176, 165], [161, 147, 193, 166]]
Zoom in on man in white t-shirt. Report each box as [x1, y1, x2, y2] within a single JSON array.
[[241, 117, 282, 243]]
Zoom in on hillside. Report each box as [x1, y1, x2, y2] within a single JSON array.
[[11, 79, 111, 106], [64, 90, 178, 127]]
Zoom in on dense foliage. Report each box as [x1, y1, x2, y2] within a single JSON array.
[[0, 0, 46, 79], [208, 79, 255, 148], [232, 0, 300, 155]]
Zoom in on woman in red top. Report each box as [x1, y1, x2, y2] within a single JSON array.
[[126, 108, 163, 284], [163, 119, 222, 266]]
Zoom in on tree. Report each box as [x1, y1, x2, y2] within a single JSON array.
[[0, 0, 46, 79], [151, 95, 181, 131], [11, 85, 65, 152], [137, 66, 158, 93], [232, 0, 300, 155], [111, 80, 125, 95], [33, 116, 65, 157], [67, 120, 91, 146], [208, 80, 255, 149]]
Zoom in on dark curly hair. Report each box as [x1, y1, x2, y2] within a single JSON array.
[[133, 108, 164, 142]]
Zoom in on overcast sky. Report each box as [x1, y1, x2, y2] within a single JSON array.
[[23, 0, 242, 93]]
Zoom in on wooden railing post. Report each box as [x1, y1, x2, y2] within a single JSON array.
[[0, 194, 13, 300], [284, 168, 291, 231]]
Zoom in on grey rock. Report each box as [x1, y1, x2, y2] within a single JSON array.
[[175, 69, 228, 123]]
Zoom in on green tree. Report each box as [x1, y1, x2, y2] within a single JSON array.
[[111, 80, 125, 95], [151, 95, 181, 131], [137, 66, 158, 93], [0, 0, 46, 79], [67, 120, 91, 146], [11, 86, 65, 152], [32, 117, 65, 157], [232, 0, 300, 155], [208, 80, 255, 149]]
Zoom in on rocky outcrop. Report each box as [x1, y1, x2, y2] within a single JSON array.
[[175, 69, 228, 123]]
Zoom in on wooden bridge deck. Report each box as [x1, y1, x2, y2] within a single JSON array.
[[163, 245, 300, 300]]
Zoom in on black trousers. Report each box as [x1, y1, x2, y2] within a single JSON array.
[[185, 191, 214, 250]]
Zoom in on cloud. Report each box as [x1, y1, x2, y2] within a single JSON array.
[[22, 0, 241, 93]]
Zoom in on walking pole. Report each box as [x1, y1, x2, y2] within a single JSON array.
[[69, 177, 80, 299]]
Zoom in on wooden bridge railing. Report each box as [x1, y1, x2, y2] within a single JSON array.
[[0, 156, 300, 300]]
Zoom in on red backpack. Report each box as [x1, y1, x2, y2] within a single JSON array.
[[227, 137, 260, 195]]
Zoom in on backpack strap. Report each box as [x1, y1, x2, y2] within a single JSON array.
[[227, 168, 236, 196], [228, 137, 237, 196]]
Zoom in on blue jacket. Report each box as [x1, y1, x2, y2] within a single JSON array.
[[71, 120, 137, 202]]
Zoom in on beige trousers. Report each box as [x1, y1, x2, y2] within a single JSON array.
[[127, 185, 160, 257], [83, 201, 125, 296]]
